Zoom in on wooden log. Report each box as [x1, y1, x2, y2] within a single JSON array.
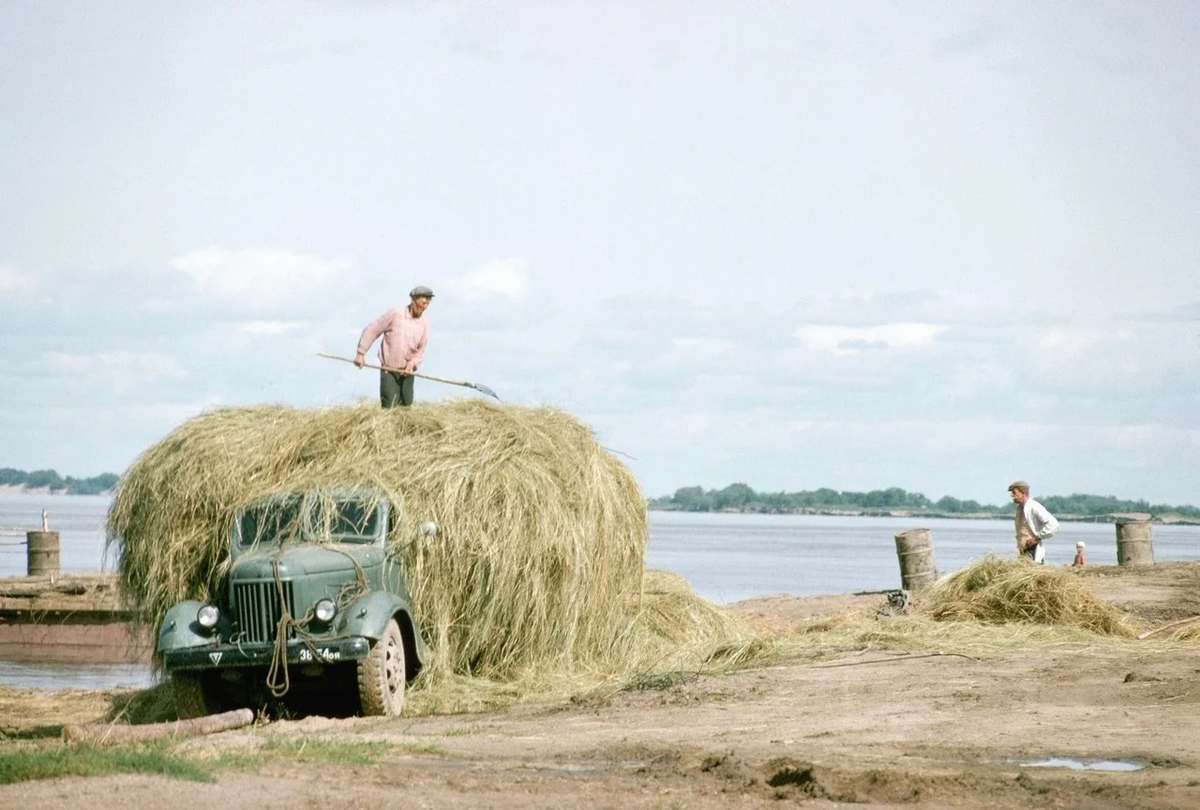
[[1116, 520, 1154, 566], [62, 708, 254, 746], [1137, 614, 1200, 640], [894, 529, 937, 592]]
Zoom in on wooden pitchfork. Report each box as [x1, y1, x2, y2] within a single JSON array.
[[317, 353, 501, 401]]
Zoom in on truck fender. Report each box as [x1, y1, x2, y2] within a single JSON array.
[[339, 591, 411, 639], [339, 592, 426, 671], [157, 600, 233, 653]]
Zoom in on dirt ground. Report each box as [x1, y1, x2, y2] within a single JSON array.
[[3, 562, 1200, 809]]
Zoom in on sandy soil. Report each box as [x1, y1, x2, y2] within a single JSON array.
[[3, 563, 1200, 809]]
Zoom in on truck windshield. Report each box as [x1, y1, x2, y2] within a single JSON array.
[[238, 496, 303, 548], [326, 499, 380, 542], [236, 494, 382, 548]]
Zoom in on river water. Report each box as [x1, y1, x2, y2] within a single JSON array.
[[2, 492, 1198, 690], [646, 511, 1200, 603]]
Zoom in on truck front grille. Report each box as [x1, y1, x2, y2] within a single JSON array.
[[232, 580, 296, 644]]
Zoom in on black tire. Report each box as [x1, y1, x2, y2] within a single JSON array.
[[358, 618, 406, 716], [173, 672, 217, 719]]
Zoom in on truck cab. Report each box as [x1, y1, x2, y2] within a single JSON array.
[[157, 488, 427, 718]]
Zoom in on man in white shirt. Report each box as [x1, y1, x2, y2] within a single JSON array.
[[1008, 480, 1059, 564]]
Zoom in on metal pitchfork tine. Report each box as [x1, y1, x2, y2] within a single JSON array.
[[317, 353, 501, 401]]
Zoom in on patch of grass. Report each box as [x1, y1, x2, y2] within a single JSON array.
[[441, 726, 482, 737], [396, 741, 447, 755], [0, 724, 67, 742], [0, 742, 212, 785], [0, 730, 445, 786], [623, 670, 701, 691], [216, 737, 402, 769], [105, 682, 176, 725]]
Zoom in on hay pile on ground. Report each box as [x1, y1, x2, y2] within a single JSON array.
[[918, 556, 1136, 637], [400, 568, 762, 714], [108, 401, 662, 682], [623, 570, 763, 672], [1169, 623, 1200, 642]]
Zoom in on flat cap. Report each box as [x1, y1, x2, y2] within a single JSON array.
[[410, 285, 434, 299], [1007, 480, 1030, 492]]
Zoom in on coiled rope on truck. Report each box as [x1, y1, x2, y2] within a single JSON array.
[[264, 543, 370, 698]]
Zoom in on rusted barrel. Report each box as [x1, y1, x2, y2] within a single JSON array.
[[895, 529, 936, 592], [26, 530, 61, 576], [1115, 520, 1154, 566]]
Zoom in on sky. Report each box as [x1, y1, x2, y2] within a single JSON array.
[[1, 1, 1198, 506]]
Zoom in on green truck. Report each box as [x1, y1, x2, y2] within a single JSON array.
[[156, 489, 428, 718]]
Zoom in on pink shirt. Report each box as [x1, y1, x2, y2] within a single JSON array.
[[357, 306, 429, 370]]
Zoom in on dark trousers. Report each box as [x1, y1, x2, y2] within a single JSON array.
[[380, 370, 414, 408]]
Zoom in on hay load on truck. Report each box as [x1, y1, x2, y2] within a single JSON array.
[[156, 488, 428, 719], [109, 400, 715, 719]]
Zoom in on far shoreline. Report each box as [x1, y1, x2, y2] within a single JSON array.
[[649, 505, 1200, 526], [0, 485, 115, 497], [2, 487, 1197, 526]]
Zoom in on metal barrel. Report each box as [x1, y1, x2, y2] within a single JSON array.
[[1115, 520, 1154, 566], [26, 530, 61, 576], [894, 528, 937, 592]]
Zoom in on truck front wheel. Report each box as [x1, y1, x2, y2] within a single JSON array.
[[173, 672, 219, 719], [358, 618, 406, 716]]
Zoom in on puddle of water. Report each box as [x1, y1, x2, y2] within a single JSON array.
[[1023, 757, 1144, 772], [0, 661, 156, 691]]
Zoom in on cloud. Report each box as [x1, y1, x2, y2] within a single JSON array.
[[170, 247, 357, 313], [238, 320, 308, 336], [43, 351, 186, 394], [662, 413, 715, 440], [1037, 324, 1131, 354], [795, 323, 948, 356], [667, 337, 736, 363], [445, 257, 532, 302], [0, 265, 35, 292], [930, 21, 1004, 58], [1023, 321, 1195, 401]]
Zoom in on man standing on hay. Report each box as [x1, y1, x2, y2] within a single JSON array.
[[1008, 480, 1059, 564], [354, 285, 433, 408]]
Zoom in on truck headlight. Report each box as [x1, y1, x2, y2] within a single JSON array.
[[314, 599, 337, 623], [196, 604, 220, 630]]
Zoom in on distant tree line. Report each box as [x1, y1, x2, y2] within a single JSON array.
[[650, 483, 1200, 519], [0, 467, 119, 496]]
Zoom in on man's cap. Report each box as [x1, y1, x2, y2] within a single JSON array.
[[1076, 541, 1086, 548], [410, 285, 434, 299], [1008, 480, 1030, 492]]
